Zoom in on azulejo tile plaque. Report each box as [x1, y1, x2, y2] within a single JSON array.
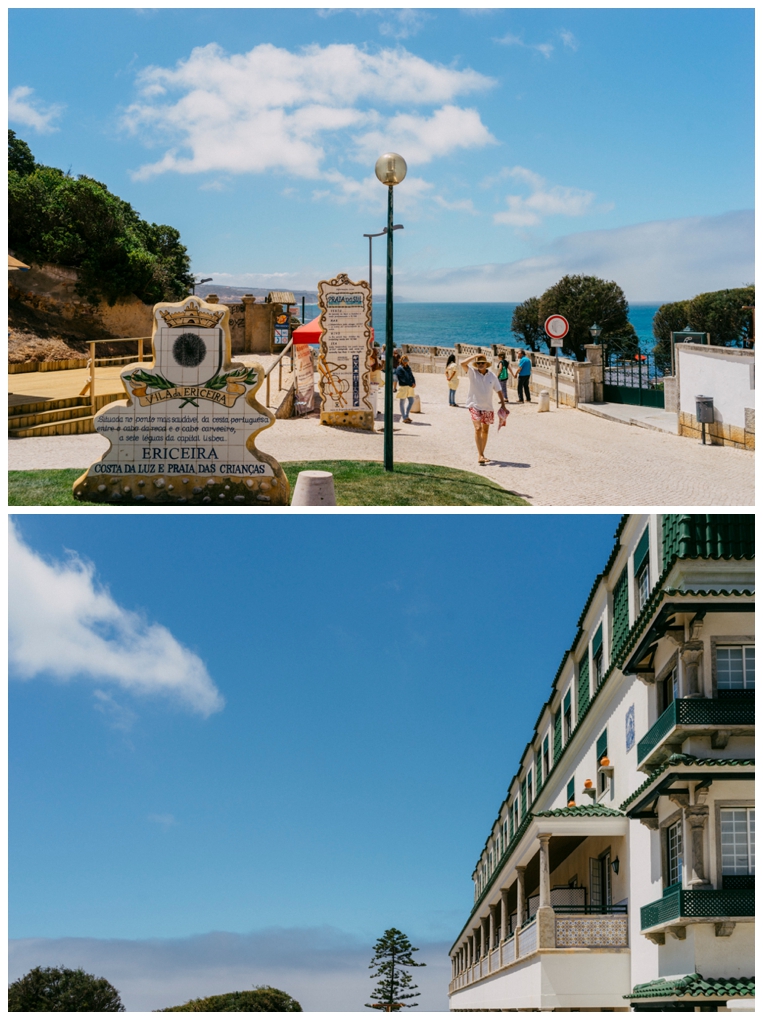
[[73, 296, 289, 505], [317, 273, 373, 431]]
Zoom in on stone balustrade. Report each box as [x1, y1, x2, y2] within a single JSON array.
[[399, 343, 602, 408]]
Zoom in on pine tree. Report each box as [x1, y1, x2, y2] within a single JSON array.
[[366, 928, 425, 1011]]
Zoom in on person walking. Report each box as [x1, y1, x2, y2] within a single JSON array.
[[496, 352, 510, 402], [445, 352, 459, 406], [515, 349, 533, 403], [395, 354, 416, 423], [462, 351, 507, 465]]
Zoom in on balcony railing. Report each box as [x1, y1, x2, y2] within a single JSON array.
[[640, 888, 755, 930], [637, 693, 755, 764]]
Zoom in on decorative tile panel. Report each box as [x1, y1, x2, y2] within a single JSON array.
[[555, 916, 628, 947]]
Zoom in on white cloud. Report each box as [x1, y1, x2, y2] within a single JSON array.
[[93, 690, 137, 732], [8, 522, 224, 717], [353, 105, 495, 166], [434, 196, 478, 214], [123, 42, 494, 187], [8, 85, 64, 133], [394, 210, 754, 303], [560, 29, 579, 51], [495, 32, 554, 59], [493, 166, 596, 227], [148, 813, 177, 830], [9, 929, 452, 1012]]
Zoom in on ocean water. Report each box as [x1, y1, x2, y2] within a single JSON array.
[[298, 303, 661, 356]]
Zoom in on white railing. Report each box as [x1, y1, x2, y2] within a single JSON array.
[[517, 919, 537, 957]]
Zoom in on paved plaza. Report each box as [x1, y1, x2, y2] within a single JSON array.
[[8, 371, 754, 506]]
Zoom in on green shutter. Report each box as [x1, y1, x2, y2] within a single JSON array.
[[536, 751, 543, 791], [592, 624, 603, 657], [553, 709, 562, 762], [566, 777, 575, 804], [634, 526, 650, 574], [521, 784, 527, 816], [596, 729, 608, 761], [611, 569, 629, 657], [578, 652, 590, 717]]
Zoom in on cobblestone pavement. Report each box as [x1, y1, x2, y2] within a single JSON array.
[[8, 372, 754, 506]]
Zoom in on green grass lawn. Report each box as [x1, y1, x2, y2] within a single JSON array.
[[9, 462, 528, 507]]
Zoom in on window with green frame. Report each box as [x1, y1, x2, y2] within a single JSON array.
[[567, 777, 575, 805]]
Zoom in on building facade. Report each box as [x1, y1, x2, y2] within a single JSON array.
[[449, 515, 754, 1012]]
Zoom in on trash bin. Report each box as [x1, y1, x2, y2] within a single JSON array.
[[695, 395, 714, 423]]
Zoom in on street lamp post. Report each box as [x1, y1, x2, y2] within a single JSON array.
[[363, 225, 403, 329], [374, 152, 407, 472], [191, 276, 213, 296]]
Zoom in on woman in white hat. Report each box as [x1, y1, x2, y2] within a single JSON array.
[[462, 351, 508, 465]]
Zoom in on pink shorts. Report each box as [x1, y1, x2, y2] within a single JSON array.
[[469, 407, 494, 425]]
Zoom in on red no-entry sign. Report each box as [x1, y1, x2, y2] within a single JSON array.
[[544, 314, 569, 341]]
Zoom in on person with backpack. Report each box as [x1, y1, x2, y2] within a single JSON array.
[[496, 352, 510, 402], [394, 354, 416, 423]]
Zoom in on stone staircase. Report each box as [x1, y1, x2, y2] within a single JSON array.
[[8, 393, 123, 438]]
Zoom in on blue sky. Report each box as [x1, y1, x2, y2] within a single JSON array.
[[8, 8, 754, 301], [9, 512, 621, 1010], [8, 8, 753, 302]]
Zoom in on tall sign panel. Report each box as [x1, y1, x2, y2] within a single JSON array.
[[73, 296, 289, 505], [317, 273, 373, 431]]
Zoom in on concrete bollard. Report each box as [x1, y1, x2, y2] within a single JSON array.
[[538, 390, 550, 413], [291, 470, 337, 506], [411, 393, 422, 414]]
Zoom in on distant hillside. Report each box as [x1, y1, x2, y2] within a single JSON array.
[[196, 284, 318, 304]]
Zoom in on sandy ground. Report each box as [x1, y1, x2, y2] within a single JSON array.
[[8, 372, 753, 507]]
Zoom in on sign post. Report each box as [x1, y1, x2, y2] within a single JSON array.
[[544, 314, 569, 408]]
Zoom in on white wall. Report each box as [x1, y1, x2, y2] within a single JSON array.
[[677, 344, 754, 428]]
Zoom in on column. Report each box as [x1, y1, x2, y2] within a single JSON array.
[[538, 834, 552, 908], [500, 888, 509, 942], [488, 906, 495, 953], [584, 343, 603, 403], [687, 804, 711, 887], [516, 866, 526, 928], [537, 833, 556, 948], [480, 916, 487, 961], [681, 641, 704, 697]]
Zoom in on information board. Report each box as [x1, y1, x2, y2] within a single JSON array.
[[73, 296, 289, 505], [317, 273, 373, 431]]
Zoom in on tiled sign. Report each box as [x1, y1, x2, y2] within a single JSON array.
[[317, 273, 373, 431], [73, 296, 289, 505]]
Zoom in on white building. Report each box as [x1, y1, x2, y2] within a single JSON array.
[[449, 514, 754, 1012]]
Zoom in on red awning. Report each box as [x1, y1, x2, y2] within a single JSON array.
[[292, 318, 376, 345], [292, 316, 322, 344]]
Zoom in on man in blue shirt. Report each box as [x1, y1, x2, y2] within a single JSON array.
[[515, 351, 533, 403]]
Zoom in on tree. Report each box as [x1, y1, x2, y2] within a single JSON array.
[[8, 965, 125, 1011], [8, 129, 36, 176], [8, 134, 193, 305], [652, 286, 755, 376], [537, 274, 636, 361], [366, 928, 425, 1011], [510, 296, 546, 351], [159, 986, 302, 1011], [652, 299, 690, 375]]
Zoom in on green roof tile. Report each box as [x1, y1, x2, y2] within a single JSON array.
[[620, 754, 755, 811], [534, 804, 625, 818], [625, 973, 754, 1000]]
